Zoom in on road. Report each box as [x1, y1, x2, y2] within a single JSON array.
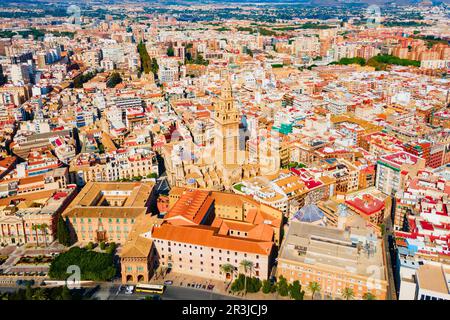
[[107, 284, 240, 300], [1, 281, 241, 300], [383, 217, 398, 300]]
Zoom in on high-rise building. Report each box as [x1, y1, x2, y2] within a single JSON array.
[[10, 63, 30, 85]]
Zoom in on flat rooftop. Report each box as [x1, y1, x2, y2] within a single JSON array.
[[417, 264, 450, 295], [381, 151, 421, 167], [279, 220, 386, 280]]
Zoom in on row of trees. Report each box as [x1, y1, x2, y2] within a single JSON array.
[[138, 41, 159, 76], [221, 260, 376, 300], [331, 57, 366, 66], [85, 241, 117, 255], [0, 285, 74, 300], [73, 70, 99, 88], [304, 281, 376, 300], [0, 28, 75, 40], [31, 223, 49, 248], [116, 173, 157, 182], [331, 55, 420, 70]]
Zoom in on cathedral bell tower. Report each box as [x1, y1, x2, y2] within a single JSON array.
[[214, 79, 241, 168]]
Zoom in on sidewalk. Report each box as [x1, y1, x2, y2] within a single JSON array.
[[152, 271, 287, 300], [153, 271, 228, 294]]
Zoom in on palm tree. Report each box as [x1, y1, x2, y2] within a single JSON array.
[[239, 260, 254, 295], [31, 224, 40, 248], [342, 287, 355, 300], [39, 223, 49, 247], [363, 292, 376, 300], [307, 281, 321, 300], [220, 263, 235, 283], [32, 288, 48, 300]]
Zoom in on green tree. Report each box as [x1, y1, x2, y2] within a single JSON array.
[[32, 224, 40, 248], [230, 274, 245, 292], [262, 280, 272, 294], [25, 284, 33, 300], [107, 72, 122, 88], [106, 242, 117, 255], [57, 215, 71, 246], [32, 288, 48, 300], [239, 260, 254, 295], [167, 45, 174, 57], [100, 242, 106, 250], [342, 287, 355, 300], [402, 214, 410, 232], [246, 277, 262, 293], [277, 276, 289, 297], [138, 41, 156, 75], [308, 281, 321, 300], [220, 263, 235, 282], [49, 247, 116, 281], [61, 286, 72, 300], [289, 280, 305, 300], [150, 58, 159, 76], [363, 292, 376, 300], [40, 223, 49, 247]]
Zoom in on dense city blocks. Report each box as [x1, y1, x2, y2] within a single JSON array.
[[0, 0, 449, 305]]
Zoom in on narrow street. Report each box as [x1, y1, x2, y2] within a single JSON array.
[[383, 218, 397, 300]]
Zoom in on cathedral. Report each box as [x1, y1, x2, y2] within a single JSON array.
[[163, 78, 263, 191]]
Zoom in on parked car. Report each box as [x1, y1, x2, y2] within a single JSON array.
[[163, 280, 173, 285], [125, 285, 134, 294]]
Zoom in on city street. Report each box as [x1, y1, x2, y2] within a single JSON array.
[[106, 284, 241, 300]]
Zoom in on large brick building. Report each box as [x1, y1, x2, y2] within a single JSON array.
[[62, 182, 155, 244]]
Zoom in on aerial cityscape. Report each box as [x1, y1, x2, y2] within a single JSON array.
[[0, 0, 449, 304]]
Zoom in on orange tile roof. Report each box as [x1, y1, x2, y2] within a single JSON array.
[[152, 223, 273, 255], [18, 175, 45, 185], [0, 190, 55, 207], [165, 189, 213, 225]]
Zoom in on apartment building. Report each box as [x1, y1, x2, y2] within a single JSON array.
[[376, 151, 426, 196], [70, 150, 158, 186]]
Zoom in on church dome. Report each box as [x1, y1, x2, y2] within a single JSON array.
[[292, 204, 326, 224]]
